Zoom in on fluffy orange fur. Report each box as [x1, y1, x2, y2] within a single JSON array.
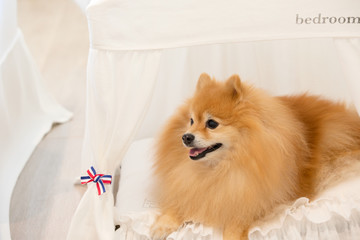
[[151, 73, 360, 240]]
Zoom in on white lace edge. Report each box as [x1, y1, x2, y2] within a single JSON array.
[[249, 196, 360, 237], [114, 196, 360, 239]]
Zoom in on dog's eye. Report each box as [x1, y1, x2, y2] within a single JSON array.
[[206, 119, 219, 129], [190, 118, 194, 125]]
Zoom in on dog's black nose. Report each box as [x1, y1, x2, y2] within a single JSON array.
[[182, 133, 195, 146]]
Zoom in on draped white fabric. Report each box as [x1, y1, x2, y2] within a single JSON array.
[[68, 0, 360, 239], [334, 39, 360, 114], [0, 30, 72, 239], [0, 0, 72, 239], [68, 49, 162, 239], [1, 0, 72, 238]]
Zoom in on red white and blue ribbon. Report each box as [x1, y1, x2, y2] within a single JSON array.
[[80, 166, 112, 195]]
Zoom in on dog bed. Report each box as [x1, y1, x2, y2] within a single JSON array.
[[67, 0, 360, 239], [113, 138, 360, 240]]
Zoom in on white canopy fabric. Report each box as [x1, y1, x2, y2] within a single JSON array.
[[0, 0, 72, 239], [87, 0, 360, 50], [67, 0, 360, 239]]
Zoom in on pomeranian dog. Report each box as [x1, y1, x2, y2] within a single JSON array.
[[151, 73, 360, 240]]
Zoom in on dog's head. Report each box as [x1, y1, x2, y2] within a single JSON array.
[[182, 73, 254, 164]]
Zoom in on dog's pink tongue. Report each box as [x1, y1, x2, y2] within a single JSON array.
[[189, 147, 207, 157]]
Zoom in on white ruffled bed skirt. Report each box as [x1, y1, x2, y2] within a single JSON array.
[[115, 196, 360, 240]]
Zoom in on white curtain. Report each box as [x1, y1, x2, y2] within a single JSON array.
[[334, 38, 360, 113], [67, 0, 360, 239], [0, 0, 72, 239]]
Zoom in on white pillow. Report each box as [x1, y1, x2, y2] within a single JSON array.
[[114, 138, 360, 240], [115, 138, 158, 214]]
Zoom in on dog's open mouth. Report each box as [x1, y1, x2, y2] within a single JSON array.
[[189, 143, 222, 160]]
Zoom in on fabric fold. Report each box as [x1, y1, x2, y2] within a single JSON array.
[[67, 50, 162, 240], [1, 29, 72, 239]]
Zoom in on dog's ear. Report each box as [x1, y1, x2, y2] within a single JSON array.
[[226, 74, 243, 98], [196, 73, 213, 91]]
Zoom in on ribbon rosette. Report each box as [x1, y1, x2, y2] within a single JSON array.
[[80, 166, 112, 195]]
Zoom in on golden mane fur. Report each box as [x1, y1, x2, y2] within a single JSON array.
[[151, 74, 360, 239]]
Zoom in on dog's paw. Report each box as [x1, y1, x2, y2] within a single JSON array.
[[223, 227, 249, 240], [150, 213, 180, 240], [150, 224, 175, 240]]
